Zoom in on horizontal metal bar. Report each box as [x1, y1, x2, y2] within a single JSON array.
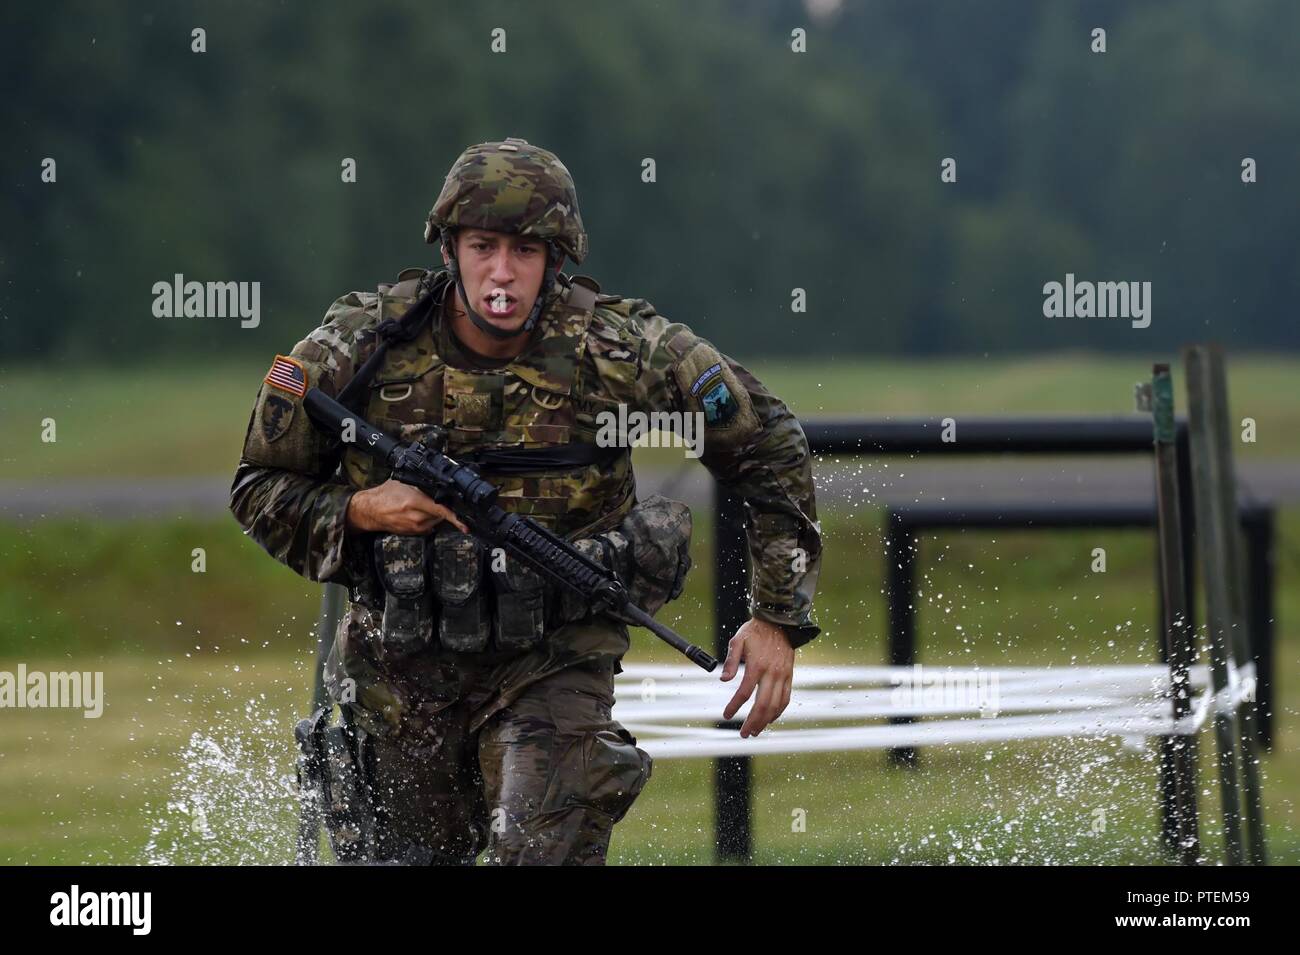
[[885, 500, 1271, 531], [803, 416, 1187, 455]]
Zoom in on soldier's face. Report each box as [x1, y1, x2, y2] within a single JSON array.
[[446, 228, 552, 334]]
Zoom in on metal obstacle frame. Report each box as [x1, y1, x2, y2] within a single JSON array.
[[710, 348, 1268, 865]]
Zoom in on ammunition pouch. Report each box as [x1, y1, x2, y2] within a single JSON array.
[[619, 494, 693, 613], [558, 495, 693, 625], [432, 526, 492, 652], [367, 496, 692, 653], [375, 525, 547, 655], [374, 534, 435, 661], [491, 552, 548, 651]]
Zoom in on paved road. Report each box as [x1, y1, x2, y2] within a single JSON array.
[[3, 459, 1298, 521]]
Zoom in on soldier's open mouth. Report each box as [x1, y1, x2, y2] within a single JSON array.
[[486, 289, 517, 316]]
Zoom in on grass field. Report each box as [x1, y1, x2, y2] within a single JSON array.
[[1, 354, 1296, 865]]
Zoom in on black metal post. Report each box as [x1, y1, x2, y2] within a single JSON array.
[[313, 584, 346, 712], [1184, 346, 1248, 865], [883, 509, 919, 766], [1175, 426, 1198, 642], [1196, 347, 1268, 865], [1243, 512, 1275, 750], [1150, 364, 1201, 864], [713, 485, 754, 862], [1173, 423, 1204, 848], [1154, 567, 1185, 857]]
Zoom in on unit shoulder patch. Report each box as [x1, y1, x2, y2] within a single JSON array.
[[672, 343, 761, 448], [261, 393, 296, 443], [699, 376, 738, 426]]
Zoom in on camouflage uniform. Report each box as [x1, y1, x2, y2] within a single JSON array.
[[230, 139, 822, 865]]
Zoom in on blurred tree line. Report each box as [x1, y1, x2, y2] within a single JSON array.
[[2, 0, 1297, 363]]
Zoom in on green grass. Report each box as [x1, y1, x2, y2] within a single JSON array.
[[1, 353, 1297, 479], [0, 358, 268, 480], [1, 506, 1297, 864], [0, 516, 322, 655]]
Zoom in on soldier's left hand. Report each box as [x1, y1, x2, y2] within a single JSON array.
[[720, 618, 794, 737]]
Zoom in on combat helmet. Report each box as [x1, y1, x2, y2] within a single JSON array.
[[426, 137, 587, 339]]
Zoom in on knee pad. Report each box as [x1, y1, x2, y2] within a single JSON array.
[[544, 726, 653, 824]]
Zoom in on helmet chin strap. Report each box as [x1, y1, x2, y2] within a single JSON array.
[[442, 231, 561, 341]]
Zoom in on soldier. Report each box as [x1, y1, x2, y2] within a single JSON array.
[[230, 137, 822, 865]]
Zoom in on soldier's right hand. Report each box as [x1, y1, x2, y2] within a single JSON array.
[[345, 479, 470, 535]]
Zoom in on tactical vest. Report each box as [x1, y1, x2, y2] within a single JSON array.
[[339, 269, 642, 657], [342, 268, 637, 542]]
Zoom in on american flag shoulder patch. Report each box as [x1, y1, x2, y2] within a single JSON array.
[[264, 355, 308, 397]]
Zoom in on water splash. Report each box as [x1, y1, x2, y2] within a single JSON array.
[[144, 698, 300, 865]]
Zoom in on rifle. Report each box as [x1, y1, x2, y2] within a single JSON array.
[[303, 387, 719, 672]]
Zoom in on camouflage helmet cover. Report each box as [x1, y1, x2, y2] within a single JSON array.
[[425, 137, 588, 264]]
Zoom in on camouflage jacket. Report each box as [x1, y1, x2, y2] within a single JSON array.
[[229, 269, 823, 646]]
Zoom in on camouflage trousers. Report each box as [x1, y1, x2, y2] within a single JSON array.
[[323, 604, 653, 865]]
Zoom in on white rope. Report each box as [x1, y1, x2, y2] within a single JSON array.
[[613, 660, 1256, 760]]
